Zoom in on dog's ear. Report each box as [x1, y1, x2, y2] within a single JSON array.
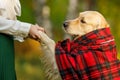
[[79, 11, 109, 29], [83, 14, 101, 28], [98, 14, 109, 28], [79, 12, 100, 28], [91, 11, 109, 28]]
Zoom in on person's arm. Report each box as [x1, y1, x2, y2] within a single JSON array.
[[0, 16, 31, 38], [0, 16, 45, 42]]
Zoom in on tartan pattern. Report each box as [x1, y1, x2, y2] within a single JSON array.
[[55, 28, 120, 80]]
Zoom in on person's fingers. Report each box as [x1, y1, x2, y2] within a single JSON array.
[[38, 28, 46, 33], [36, 32, 42, 39], [30, 32, 37, 39], [32, 34, 37, 39], [35, 24, 46, 33], [29, 24, 47, 42]]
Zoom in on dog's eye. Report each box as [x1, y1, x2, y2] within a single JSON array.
[[80, 19, 86, 23]]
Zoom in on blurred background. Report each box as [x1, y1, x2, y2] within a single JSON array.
[[15, 0, 120, 80]]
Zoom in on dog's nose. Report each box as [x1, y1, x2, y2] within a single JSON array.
[[63, 22, 69, 28]]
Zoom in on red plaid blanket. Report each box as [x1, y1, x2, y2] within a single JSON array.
[[55, 28, 120, 80]]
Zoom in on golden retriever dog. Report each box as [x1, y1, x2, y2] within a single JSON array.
[[63, 11, 109, 39], [38, 11, 120, 80]]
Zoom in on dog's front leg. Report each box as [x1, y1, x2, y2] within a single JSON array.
[[38, 31, 55, 54], [38, 31, 62, 80]]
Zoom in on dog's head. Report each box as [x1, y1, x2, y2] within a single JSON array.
[[63, 11, 109, 38]]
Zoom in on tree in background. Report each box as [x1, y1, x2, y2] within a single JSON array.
[[84, 0, 96, 10], [32, 0, 52, 38], [64, 0, 79, 39]]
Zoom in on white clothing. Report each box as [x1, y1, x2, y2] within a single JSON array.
[[0, 0, 31, 42]]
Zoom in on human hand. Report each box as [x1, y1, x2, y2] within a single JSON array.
[[29, 24, 44, 40]]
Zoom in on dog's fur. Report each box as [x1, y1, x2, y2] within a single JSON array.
[[63, 11, 109, 39], [38, 11, 109, 80]]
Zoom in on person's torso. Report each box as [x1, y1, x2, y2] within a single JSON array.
[[0, 0, 21, 20]]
